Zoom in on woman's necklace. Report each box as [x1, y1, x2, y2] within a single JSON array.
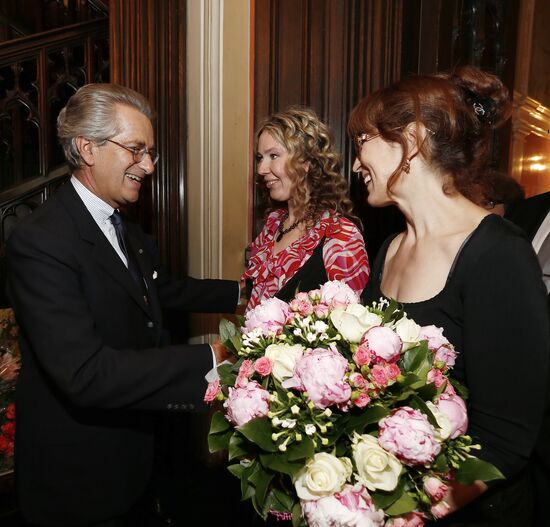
[[276, 214, 301, 242]]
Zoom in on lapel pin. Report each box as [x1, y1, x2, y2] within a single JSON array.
[[152, 271, 158, 280]]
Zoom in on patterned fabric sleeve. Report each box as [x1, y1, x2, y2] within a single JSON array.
[[322, 217, 370, 293]]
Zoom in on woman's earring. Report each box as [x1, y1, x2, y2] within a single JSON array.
[[401, 159, 411, 174]]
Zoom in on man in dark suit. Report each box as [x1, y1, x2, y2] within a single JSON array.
[[506, 191, 550, 526], [6, 84, 239, 527]]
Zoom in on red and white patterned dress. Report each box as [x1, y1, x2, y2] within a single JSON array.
[[242, 209, 370, 310]]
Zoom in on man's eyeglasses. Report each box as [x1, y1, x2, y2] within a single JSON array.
[[106, 139, 159, 165]]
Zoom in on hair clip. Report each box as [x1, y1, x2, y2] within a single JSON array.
[[473, 102, 485, 116]]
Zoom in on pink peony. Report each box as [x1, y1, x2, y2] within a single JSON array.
[[434, 345, 457, 369], [291, 347, 352, 409], [423, 476, 448, 502], [223, 381, 270, 427], [301, 484, 385, 527], [254, 356, 273, 377], [378, 407, 441, 466], [418, 325, 449, 351], [319, 280, 360, 309], [361, 326, 402, 364], [386, 512, 425, 526], [204, 379, 221, 403], [243, 297, 290, 336], [435, 394, 468, 439], [235, 359, 255, 387]]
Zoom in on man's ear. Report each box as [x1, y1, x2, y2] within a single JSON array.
[[75, 136, 96, 166]]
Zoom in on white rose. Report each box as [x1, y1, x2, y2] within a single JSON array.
[[352, 433, 402, 492], [426, 401, 452, 441], [393, 317, 421, 350], [294, 453, 352, 500], [330, 305, 382, 343], [264, 343, 305, 381]]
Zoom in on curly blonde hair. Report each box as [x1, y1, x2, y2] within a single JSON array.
[[255, 107, 357, 227]]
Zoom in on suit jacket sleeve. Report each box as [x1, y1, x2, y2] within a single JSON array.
[[7, 219, 235, 412]]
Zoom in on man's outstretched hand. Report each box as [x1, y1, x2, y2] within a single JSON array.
[[212, 340, 235, 365]]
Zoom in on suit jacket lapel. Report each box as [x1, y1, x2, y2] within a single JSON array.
[[57, 183, 153, 317], [126, 225, 163, 325]]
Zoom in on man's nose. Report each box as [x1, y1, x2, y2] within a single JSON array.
[[139, 154, 155, 174]]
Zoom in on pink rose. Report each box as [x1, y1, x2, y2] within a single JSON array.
[[378, 407, 441, 466], [418, 325, 449, 351], [353, 391, 371, 408], [254, 356, 273, 377], [204, 379, 221, 403], [430, 499, 451, 519], [435, 394, 468, 439], [290, 348, 351, 409], [223, 381, 270, 427], [243, 297, 290, 336], [301, 484, 385, 527], [308, 289, 321, 301], [313, 304, 330, 319], [387, 512, 426, 526], [434, 345, 457, 369], [235, 359, 255, 387], [289, 298, 314, 316], [319, 280, 360, 308], [427, 368, 446, 389], [354, 343, 373, 367], [361, 326, 402, 364], [371, 363, 401, 388], [349, 372, 368, 389], [423, 476, 448, 502]]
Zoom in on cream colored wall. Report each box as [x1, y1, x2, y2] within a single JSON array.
[[186, 0, 251, 339]]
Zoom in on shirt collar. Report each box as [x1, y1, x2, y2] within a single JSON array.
[[71, 176, 116, 225]]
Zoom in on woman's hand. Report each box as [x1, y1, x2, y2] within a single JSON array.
[[431, 480, 488, 519]]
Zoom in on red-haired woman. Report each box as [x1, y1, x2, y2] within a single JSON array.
[[351, 66, 549, 525]]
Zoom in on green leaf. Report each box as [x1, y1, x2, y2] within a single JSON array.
[[416, 381, 438, 401], [401, 342, 429, 373], [454, 457, 505, 484], [209, 411, 231, 434], [371, 477, 406, 509], [241, 461, 258, 501], [432, 452, 450, 473], [230, 334, 243, 352], [227, 463, 245, 479], [217, 362, 237, 386], [208, 428, 232, 452], [239, 418, 278, 452], [228, 433, 249, 460], [208, 413, 233, 452], [286, 437, 315, 461], [345, 405, 390, 434], [260, 453, 303, 478], [219, 318, 239, 343], [408, 395, 438, 427], [249, 466, 274, 512], [270, 487, 296, 512], [384, 492, 417, 515], [292, 501, 305, 527]]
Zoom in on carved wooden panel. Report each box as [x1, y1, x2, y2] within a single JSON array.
[[110, 0, 188, 277], [0, 19, 109, 190]]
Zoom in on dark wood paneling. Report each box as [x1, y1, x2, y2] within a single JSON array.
[[110, 0, 188, 276], [254, 0, 520, 260], [254, 0, 405, 258]]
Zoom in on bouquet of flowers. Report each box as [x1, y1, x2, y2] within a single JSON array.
[[0, 310, 20, 473], [206, 281, 503, 526]]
